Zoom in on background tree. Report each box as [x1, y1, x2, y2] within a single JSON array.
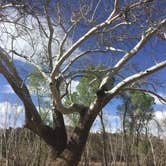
[[0, 0, 166, 166], [117, 91, 155, 166]]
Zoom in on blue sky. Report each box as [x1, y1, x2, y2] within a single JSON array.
[[0, 0, 166, 132]]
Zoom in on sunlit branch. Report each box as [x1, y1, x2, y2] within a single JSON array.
[[89, 0, 102, 22], [108, 60, 166, 96], [106, 0, 119, 24], [44, 2, 54, 72], [51, 6, 121, 78], [99, 18, 166, 89], [58, 23, 77, 60], [51, 0, 157, 80], [0, 3, 25, 9]]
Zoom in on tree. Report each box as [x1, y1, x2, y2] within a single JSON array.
[[118, 91, 154, 135], [64, 65, 98, 166], [65, 64, 110, 166], [0, 0, 166, 165], [117, 91, 155, 166]]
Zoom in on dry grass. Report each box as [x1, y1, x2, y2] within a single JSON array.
[[79, 162, 127, 166]]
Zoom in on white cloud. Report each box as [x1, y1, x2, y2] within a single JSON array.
[[0, 101, 24, 128], [154, 111, 166, 121], [0, 9, 81, 66], [148, 110, 166, 138]]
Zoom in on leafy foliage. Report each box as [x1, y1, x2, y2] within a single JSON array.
[[65, 64, 107, 126], [65, 64, 104, 106], [118, 91, 155, 134], [28, 68, 47, 93]]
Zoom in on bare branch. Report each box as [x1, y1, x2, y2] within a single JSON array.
[[58, 23, 76, 60], [107, 46, 128, 53], [51, 10, 121, 78], [44, 2, 54, 72], [106, 0, 119, 24], [51, 0, 157, 79], [126, 0, 154, 11], [108, 60, 166, 96], [99, 18, 166, 89], [89, 0, 102, 22], [114, 18, 166, 68], [88, 60, 166, 117], [0, 3, 25, 10]]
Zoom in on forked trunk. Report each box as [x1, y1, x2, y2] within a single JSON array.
[[47, 147, 82, 166], [46, 114, 95, 166], [46, 129, 89, 166]]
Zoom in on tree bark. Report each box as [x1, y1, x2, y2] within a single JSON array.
[[45, 110, 96, 166], [48, 147, 84, 166], [46, 129, 90, 166], [99, 111, 108, 166]]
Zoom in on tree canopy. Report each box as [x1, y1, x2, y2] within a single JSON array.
[[0, 0, 166, 165]]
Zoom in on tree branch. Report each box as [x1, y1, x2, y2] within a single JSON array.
[[0, 48, 42, 124], [51, 7, 121, 78], [108, 60, 166, 96], [123, 88, 166, 104], [99, 18, 166, 90], [58, 23, 77, 60], [50, 0, 156, 80], [44, 2, 54, 72], [0, 47, 69, 150], [106, 0, 119, 24]]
